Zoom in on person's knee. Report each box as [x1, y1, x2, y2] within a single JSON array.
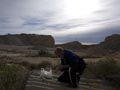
[[57, 77, 70, 83], [57, 77, 62, 82], [57, 77, 66, 82]]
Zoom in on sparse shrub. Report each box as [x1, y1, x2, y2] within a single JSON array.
[[86, 57, 120, 87], [26, 50, 54, 57], [0, 56, 13, 63], [83, 61, 97, 78], [38, 50, 47, 55], [19, 61, 53, 70], [0, 56, 14, 69], [95, 57, 120, 78], [87, 57, 120, 78], [0, 56, 11, 60], [29, 63, 38, 70], [19, 61, 38, 70], [37, 61, 52, 69], [19, 61, 31, 69], [38, 50, 53, 57], [0, 63, 28, 90]]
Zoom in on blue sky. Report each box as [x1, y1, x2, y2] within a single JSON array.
[[0, 0, 120, 44]]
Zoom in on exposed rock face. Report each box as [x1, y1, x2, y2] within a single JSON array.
[[99, 34, 120, 51], [0, 34, 55, 47]]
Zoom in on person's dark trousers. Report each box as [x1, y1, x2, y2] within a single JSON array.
[[58, 60, 86, 88], [68, 64, 86, 88], [57, 70, 70, 83], [57, 68, 80, 88], [68, 68, 80, 88]]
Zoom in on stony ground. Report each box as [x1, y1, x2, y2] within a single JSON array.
[[24, 70, 119, 90]]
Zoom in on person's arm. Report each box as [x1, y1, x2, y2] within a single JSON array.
[[61, 65, 69, 69], [56, 64, 69, 71]]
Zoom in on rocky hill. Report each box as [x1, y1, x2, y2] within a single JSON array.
[[85, 34, 120, 57], [98, 34, 120, 51], [0, 34, 55, 47], [56, 41, 92, 51], [55, 34, 120, 57], [0, 34, 119, 51]]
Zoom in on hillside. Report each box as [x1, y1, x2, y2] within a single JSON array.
[[56, 41, 93, 51], [99, 34, 120, 51], [56, 41, 82, 49], [55, 34, 120, 57], [0, 34, 119, 51], [0, 34, 55, 47], [85, 34, 120, 57]]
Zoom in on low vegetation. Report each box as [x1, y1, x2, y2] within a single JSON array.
[[0, 56, 28, 90], [26, 49, 55, 58], [85, 56, 120, 87], [19, 60, 53, 70], [0, 64, 28, 90], [38, 50, 54, 57]]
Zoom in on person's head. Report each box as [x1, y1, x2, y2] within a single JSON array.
[[54, 47, 64, 58]]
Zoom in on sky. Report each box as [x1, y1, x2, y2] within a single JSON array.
[[0, 0, 120, 44]]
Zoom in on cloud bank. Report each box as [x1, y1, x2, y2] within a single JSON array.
[[0, 0, 120, 44]]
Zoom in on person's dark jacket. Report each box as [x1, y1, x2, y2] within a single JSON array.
[[60, 50, 86, 73]]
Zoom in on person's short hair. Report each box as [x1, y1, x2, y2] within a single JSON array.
[[55, 47, 64, 54]]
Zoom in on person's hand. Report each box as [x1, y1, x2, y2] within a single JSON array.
[[56, 65, 63, 71], [56, 65, 69, 71]]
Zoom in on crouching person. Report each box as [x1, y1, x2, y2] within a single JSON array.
[[55, 47, 86, 88]]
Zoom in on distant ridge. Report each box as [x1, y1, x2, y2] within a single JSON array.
[[0, 34, 119, 51], [56, 34, 120, 52], [56, 41, 92, 50], [0, 34, 55, 47]]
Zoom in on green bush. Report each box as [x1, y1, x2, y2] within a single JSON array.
[[0, 63, 28, 90]]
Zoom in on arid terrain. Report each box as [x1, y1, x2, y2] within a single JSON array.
[[0, 34, 120, 90]]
